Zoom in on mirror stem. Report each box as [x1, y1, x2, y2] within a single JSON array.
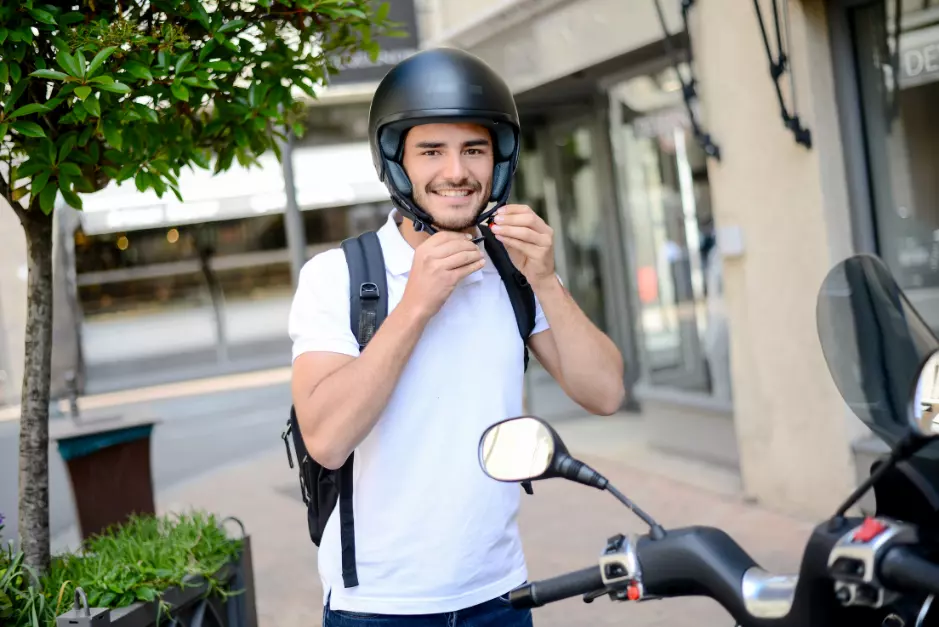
[[606, 484, 667, 540], [558, 456, 667, 539]]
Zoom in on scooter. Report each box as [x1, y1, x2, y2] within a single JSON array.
[[477, 253, 939, 627]]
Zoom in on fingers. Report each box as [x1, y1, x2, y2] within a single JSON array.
[[495, 205, 552, 234], [454, 257, 487, 279], [496, 233, 541, 259], [490, 224, 550, 246], [440, 249, 484, 270]]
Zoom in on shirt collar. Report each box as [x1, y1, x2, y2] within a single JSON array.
[[376, 209, 497, 282]]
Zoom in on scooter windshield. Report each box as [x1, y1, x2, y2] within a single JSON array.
[[816, 254, 939, 457]]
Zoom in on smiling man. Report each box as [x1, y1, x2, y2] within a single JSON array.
[[288, 47, 625, 627]]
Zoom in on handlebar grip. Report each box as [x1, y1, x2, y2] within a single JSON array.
[[508, 566, 606, 609], [880, 546, 939, 597]]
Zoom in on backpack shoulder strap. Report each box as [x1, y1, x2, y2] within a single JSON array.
[[341, 230, 389, 350], [480, 224, 537, 497], [330, 231, 388, 589], [480, 224, 536, 370]]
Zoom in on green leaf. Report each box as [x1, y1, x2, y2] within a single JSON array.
[[123, 61, 154, 81], [135, 169, 151, 192], [136, 587, 158, 603], [74, 86, 92, 101], [217, 19, 246, 34], [103, 119, 122, 150], [0, 63, 7, 84], [84, 95, 101, 117], [9, 64, 20, 84], [137, 105, 159, 124], [0, 123, 7, 139], [56, 50, 83, 78], [89, 75, 114, 84], [11, 121, 46, 138], [39, 182, 58, 214], [59, 135, 76, 162], [171, 82, 189, 101], [59, 163, 83, 178], [78, 126, 93, 146], [28, 8, 57, 25], [61, 12, 85, 26], [97, 82, 131, 94], [30, 69, 69, 81], [203, 61, 233, 72], [42, 138, 57, 164], [0, 28, 7, 45], [9, 103, 52, 119], [62, 187, 83, 210], [183, 76, 201, 87], [87, 46, 117, 77], [198, 39, 218, 62], [31, 170, 51, 197], [76, 50, 87, 78], [175, 52, 192, 76]]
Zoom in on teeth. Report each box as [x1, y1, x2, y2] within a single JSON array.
[[436, 190, 471, 197]]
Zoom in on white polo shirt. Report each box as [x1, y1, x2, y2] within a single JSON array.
[[288, 210, 550, 615]]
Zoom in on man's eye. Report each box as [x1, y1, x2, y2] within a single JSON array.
[[422, 150, 440, 156]]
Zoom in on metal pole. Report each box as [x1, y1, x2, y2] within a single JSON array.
[[282, 128, 307, 288]]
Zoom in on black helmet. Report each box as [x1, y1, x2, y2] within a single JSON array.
[[367, 47, 521, 232]]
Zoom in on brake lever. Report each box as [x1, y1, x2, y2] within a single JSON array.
[[582, 588, 609, 604]]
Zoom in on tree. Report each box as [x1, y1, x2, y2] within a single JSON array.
[[0, 0, 395, 576]]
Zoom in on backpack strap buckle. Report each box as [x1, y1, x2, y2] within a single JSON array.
[[360, 282, 380, 300]]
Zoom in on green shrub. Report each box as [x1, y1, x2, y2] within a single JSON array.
[[1, 510, 244, 627]]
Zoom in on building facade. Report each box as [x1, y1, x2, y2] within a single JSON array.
[[417, 0, 939, 519]]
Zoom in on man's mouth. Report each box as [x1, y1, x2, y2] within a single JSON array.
[[433, 189, 474, 197]]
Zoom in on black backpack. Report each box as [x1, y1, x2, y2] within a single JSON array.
[[281, 224, 536, 589]]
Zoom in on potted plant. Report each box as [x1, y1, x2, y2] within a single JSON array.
[[1, 510, 256, 627]]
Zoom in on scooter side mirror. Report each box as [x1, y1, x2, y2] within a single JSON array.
[[912, 349, 939, 438], [478, 415, 569, 483]]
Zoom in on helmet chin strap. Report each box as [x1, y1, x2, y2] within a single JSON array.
[[386, 162, 511, 241]]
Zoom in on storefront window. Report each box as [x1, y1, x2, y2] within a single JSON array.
[[609, 63, 730, 401], [851, 0, 939, 325]]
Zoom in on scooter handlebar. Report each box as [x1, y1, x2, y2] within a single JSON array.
[[508, 566, 606, 609]]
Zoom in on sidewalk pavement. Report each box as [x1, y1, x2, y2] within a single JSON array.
[[57, 412, 816, 627]]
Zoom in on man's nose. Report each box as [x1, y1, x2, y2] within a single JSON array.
[[441, 153, 468, 180]]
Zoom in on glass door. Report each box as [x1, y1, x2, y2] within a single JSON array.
[[609, 76, 725, 397], [544, 121, 610, 335]]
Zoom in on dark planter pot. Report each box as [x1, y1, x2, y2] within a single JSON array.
[[56, 532, 257, 627], [50, 414, 161, 541]]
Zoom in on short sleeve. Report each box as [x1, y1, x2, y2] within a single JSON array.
[[288, 248, 361, 362]]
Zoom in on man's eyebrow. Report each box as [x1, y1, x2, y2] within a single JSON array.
[[413, 139, 492, 149]]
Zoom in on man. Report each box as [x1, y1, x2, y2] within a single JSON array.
[[289, 47, 625, 626]]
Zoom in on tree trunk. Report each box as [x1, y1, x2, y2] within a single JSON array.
[[18, 209, 54, 577]]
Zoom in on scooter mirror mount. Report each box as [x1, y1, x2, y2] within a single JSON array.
[[478, 416, 667, 540]]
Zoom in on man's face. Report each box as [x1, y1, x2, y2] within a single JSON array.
[[401, 123, 494, 231]]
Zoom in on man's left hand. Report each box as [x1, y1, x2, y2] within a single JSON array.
[[490, 204, 556, 288]]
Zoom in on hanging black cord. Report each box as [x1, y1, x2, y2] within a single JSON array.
[[652, 0, 721, 160], [752, 0, 812, 148]]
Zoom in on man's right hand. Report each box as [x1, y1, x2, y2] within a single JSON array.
[[401, 232, 485, 320]]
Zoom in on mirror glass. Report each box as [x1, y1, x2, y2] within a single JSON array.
[[479, 417, 556, 482], [914, 350, 939, 437]]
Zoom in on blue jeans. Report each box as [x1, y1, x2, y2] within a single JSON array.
[[323, 592, 534, 627]]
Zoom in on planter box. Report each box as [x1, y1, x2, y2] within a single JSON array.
[[57, 535, 257, 627]]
